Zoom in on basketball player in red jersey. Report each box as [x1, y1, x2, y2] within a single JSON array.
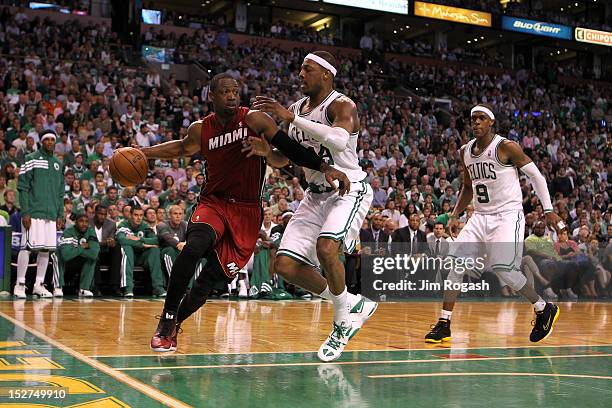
[[143, 73, 350, 352]]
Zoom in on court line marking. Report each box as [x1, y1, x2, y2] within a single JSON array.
[[367, 372, 612, 380], [113, 352, 612, 371], [0, 311, 192, 408], [92, 343, 612, 358]]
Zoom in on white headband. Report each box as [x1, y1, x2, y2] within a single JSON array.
[[40, 132, 57, 142], [471, 106, 495, 120], [304, 53, 337, 76]]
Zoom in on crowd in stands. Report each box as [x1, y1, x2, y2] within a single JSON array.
[[0, 6, 610, 299]]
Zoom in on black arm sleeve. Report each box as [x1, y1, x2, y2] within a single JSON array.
[[270, 130, 323, 171]]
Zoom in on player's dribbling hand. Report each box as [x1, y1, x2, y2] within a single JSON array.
[[241, 136, 271, 158], [251, 96, 294, 122], [322, 165, 351, 196]]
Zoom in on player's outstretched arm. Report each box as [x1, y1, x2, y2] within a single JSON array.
[[448, 147, 473, 227], [140, 121, 201, 159], [245, 110, 351, 195], [252, 96, 352, 152], [499, 140, 563, 231]]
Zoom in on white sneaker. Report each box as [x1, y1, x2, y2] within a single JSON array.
[[318, 321, 353, 362], [53, 287, 63, 297], [124, 292, 134, 298], [13, 284, 26, 299], [33, 283, 52, 298], [78, 289, 93, 297], [348, 295, 378, 339], [543, 287, 558, 300]]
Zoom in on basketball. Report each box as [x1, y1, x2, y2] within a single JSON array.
[[109, 147, 148, 187]]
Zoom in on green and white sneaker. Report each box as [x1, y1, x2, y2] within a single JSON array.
[[348, 295, 378, 339], [318, 321, 352, 362]]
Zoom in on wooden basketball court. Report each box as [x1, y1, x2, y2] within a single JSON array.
[[0, 298, 610, 407]]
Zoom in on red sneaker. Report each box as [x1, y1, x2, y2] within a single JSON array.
[[151, 313, 178, 352]]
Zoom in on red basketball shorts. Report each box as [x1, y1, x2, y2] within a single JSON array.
[[190, 196, 262, 278]]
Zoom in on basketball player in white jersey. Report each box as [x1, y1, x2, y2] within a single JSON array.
[[246, 51, 376, 362], [425, 104, 563, 344]]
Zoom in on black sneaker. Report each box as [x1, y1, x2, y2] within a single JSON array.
[[530, 303, 560, 343], [425, 318, 451, 343]]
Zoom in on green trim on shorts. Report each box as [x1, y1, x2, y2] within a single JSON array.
[[491, 210, 522, 268], [319, 181, 368, 239], [277, 249, 317, 267], [318, 234, 344, 242], [346, 240, 357, 254], [24, 244, 55, 251], [490, 264, 516, 271]]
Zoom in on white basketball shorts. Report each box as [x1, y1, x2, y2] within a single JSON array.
[[277, 180, 373, 267], [21, 218, 57, 251], [449, 209, 525, 271]]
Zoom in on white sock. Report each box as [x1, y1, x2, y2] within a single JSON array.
[[319, 285, 359, 306], [319, 286, 333, 301], [330, 287, 349, 323], [35, 252, 50, 284], [533, 297, 546, 312], [441, 309, 452, 320], [16, 250, 30, 284]]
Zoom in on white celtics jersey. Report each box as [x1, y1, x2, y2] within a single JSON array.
[[463, 134, 523, 214], [288, 90, 365, 186]]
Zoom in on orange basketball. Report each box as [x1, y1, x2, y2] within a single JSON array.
[[109, 147, 149, 187]]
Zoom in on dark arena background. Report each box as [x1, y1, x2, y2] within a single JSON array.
[[0, 0, 610, 407]]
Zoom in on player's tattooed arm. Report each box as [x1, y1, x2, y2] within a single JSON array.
[[497, 139, 531, 167], [448, 146, 473, 222], [140, 121, 201, 159], [253, 96, 354, 152], [327, 96, 359, 135]]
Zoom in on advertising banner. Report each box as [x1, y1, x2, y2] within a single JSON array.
[[502, 16, 572, 39], [575, 27, 612, 47], [414, 1, 492, 27]]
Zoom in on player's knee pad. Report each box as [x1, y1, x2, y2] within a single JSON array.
[[494, 268, 527, 291], [181, 240, 208, 260]]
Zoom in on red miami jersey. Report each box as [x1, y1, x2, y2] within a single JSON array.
[[199, 107, 266, 203]]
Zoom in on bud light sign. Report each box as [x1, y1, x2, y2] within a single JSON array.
[[502, 16, 572, 39]]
